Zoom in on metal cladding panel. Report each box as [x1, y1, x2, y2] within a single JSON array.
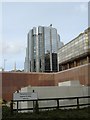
[[38, 26, 42, 34], [28, 31, 32, 60], [31, 30, 34, 72], [52, 28, 57, 53], [44, 27, 50, 53], [36, 33, 39, 72]]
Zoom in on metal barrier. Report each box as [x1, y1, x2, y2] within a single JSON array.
[[10, 95, 90, 114]]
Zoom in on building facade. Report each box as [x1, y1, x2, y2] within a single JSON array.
[[58, 27, 90, 71], [24, 25, 62, 72], [1, 28, 90, 101]]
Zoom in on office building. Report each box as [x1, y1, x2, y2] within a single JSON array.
[[58, 27, 90, 71], [24, 25, 62, 72]]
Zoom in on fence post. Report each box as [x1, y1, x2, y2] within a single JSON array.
[[33, 100, 35, 112], [17, 90, 19, 113], [57, 99, 59, 109], [10, 100, 13, 115], [77, 98, 79, 109], [17, 101, 19, 113], [35, 100, 39, 113], [33, 100, 39, 113]]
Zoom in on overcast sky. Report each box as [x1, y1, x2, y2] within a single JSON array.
[[0, 0, 89, 71]]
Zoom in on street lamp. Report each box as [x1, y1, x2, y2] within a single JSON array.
[[4, 59, 7, 71]]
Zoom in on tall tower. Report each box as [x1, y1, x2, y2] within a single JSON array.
[[24, 25, 62, 72]]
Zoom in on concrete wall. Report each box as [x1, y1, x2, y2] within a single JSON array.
[[14, 85, 90, 112]]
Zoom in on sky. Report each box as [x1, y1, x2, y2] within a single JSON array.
[[0, 0, 89, 71]]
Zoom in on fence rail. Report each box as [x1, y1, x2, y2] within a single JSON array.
[[10, 95, 90, 114]]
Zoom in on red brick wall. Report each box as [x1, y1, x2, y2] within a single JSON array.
[[1, 64, 90, 101], [2, 72, 54, 101], [54, 64, 90, 86]]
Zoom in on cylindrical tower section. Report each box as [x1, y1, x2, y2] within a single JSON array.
[[57, 34, 60, 72], [28, 31, 32, 72], [41, 27, 45, 72], [26, 33, 30, 72], [50, 26, 52, 72], [38, 26, 45, 72], [36, 27, 39, 72], [31, 29, 34, 72]]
